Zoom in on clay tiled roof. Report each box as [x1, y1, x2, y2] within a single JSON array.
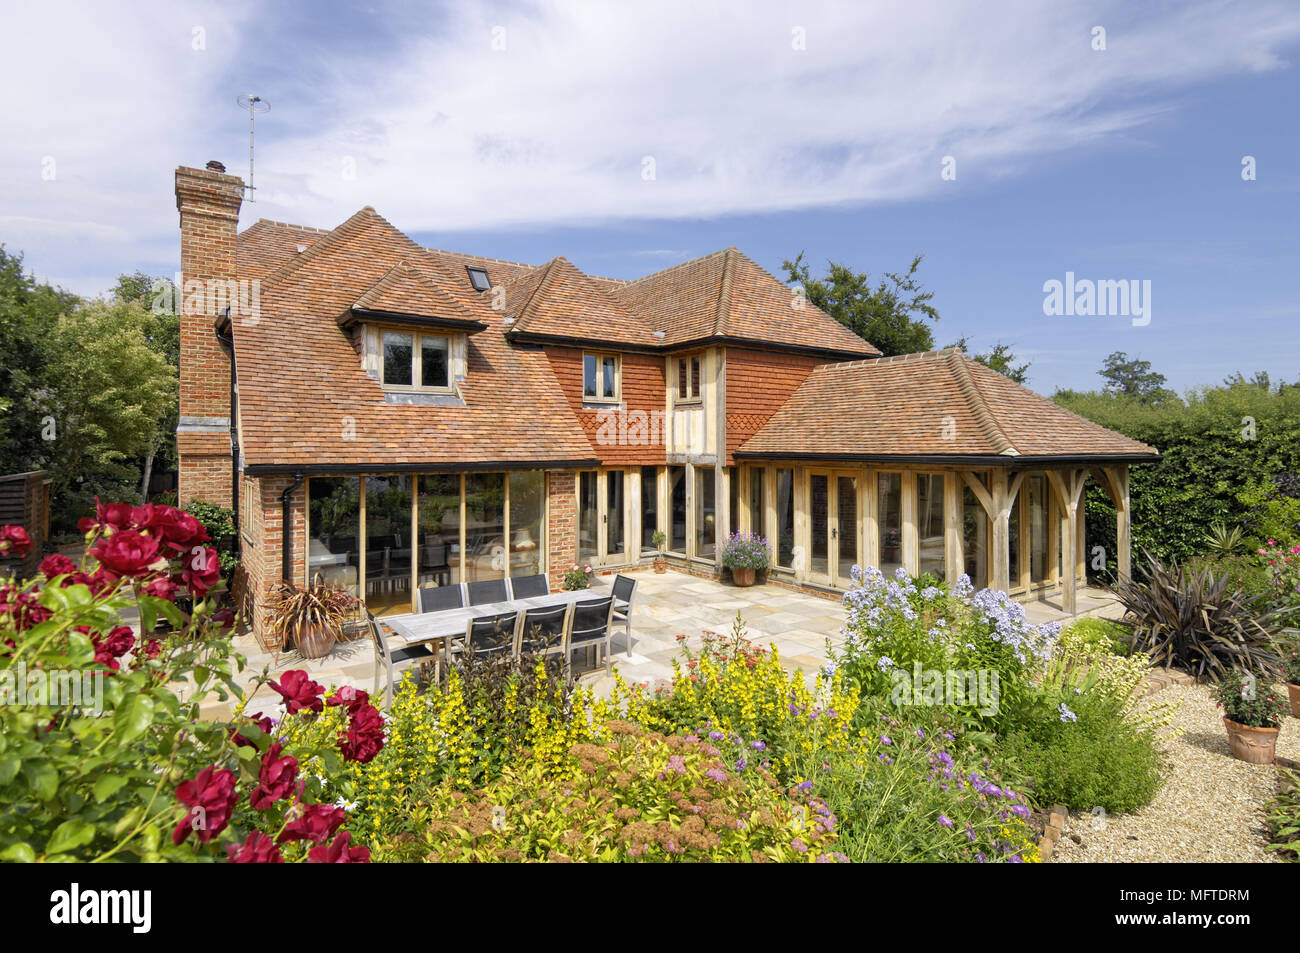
[[343, 261, 484, 329], [611, 248, 880, 357], [231, 208, 597, 471], [236, 219, 332, 282], [738, 349, 1158, 461], [507, 257, 661, 348]]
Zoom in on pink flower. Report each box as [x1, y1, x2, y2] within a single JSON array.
[[226, 831, 283, 863], [307, 831, 370, 863], [0, 525, 32, 558]]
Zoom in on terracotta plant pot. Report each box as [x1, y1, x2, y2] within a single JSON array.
[[1223, 717, 1279, 764], [732, 567, 756, 587], [1288, 682, 1300, 719], [653, 556, 667, 574], [294, 624, 337, 660]]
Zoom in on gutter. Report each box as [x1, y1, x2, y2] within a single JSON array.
[[280, 472, 305, 583], [245, 459, 601, 477], [733, 451, 1160, 467]]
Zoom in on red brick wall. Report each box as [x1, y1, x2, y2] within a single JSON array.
[[175, 164, 243, 506], [240, 474, 307, 642], [725, 347, 824, 464], [546, 470, 576, 590], [545, 347, 665, 465]]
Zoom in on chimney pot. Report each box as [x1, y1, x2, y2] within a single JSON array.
[[206, 160, 226, 173]]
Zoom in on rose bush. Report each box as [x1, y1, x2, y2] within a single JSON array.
[[0, 502, 375, 862]]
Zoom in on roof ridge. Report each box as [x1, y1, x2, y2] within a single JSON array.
[[422, 246, 538, 270], [620, 247, 731, 287], [248, 218, 333, 235], [713, 247, 737, 337], [513, 257, 564, 331], [946, 348, 1019, 456]]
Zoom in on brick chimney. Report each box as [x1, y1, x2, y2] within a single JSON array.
[[175, 161, 244, 506]]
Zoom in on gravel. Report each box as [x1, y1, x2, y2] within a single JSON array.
[[1052, 683, 1299, 863]]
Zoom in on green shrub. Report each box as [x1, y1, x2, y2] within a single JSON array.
[[1062, 617, 1133, 656], [185, 500, 239, 577], [1266, 772, 1300, 862]]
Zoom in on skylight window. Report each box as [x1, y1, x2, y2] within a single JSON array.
[[466, 266, 491, 292]]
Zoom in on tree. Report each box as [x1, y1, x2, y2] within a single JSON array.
[[113, 272, 179, 498], [0, 247, 78, 471], [782, 252, 939, 356], [1098, 351, 1172, 403], [41, 298, 177, 524], [948, 338, 1031, 384]]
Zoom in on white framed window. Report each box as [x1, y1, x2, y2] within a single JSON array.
[[583, 352, 620, 402], [381, 329, 451, 391]]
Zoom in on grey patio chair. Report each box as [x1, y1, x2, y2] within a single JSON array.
[[564, 595, 616, 676], [508, 573, 550, 599], [610, 573, 638, 657], [367, 609, 435, 707], [419, 583, 465, 613], [517, 601, 571, 658], [465, 578, 509, 606], [461, 610, 519, 660]]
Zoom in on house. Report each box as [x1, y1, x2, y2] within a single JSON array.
[[174, 161, 1157, 635]]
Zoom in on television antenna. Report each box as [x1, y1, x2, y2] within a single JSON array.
[[235, 93, 270, 201]]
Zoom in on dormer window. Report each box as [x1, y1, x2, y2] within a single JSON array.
[[381, 329, 450, 391], [466, 266, 491, 292]]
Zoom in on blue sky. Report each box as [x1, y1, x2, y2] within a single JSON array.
[[3, 0, 1298, 394]]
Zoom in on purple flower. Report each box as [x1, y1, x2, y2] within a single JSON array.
[[880, 735, 892, 746], [791, 838, 808, 854], [750, 740, 767, 751], [938, 814, 953, 828], [705, 767, 728, 783]]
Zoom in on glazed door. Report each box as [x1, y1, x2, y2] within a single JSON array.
[[578, 469, 628, 568], [809, 471, 859, 588]]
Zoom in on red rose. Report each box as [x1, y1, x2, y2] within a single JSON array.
[[182, 546, 222, 597], [250, 743, 299, 810], [141, 573, 181, 601], [278, 803, 347, 844], [338, 703, 386, 763], [0, 526, 32, 558], [144, 638, 163, 660], [134, 504, 209, 554], [211, 607, 236, 629], [172, 765, 239, 845], [269, 669, 325, 715], [307, 831, 370, 863], [226, 831, 283, 863], [95, 499, 135, 531], [4, 589, 52, 631], [91, 625, 136, 670], [39, 553, 78, 580], [90, 530, 162, 577]]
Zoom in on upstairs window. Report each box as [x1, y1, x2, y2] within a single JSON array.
[[382, 330, 450, 391], [583, 352, 620, 402], [676, 354, 702, 401], [466, 266, 491, 292]]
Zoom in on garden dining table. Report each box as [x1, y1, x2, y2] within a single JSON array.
[[379, 588, 591, 653]]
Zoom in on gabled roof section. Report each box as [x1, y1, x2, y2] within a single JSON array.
[[342, 260, 485, 331], [611, 248, 880, 357], [738, 348, 1158, 461], [506, 257, 660, 348]]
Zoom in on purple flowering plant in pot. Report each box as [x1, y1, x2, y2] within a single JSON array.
[[720, 532, 770, 587]]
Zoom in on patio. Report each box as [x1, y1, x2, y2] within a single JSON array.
[[211, 568, 1124, 718]]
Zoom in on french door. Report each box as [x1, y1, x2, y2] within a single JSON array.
[[809, 470, 859, 588], [577, 469, 629, 567]]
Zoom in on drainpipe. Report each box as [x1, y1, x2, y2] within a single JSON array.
[[280, 473, 305, 583], [214, 312, 239, 549]]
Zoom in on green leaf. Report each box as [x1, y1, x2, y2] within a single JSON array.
[[113, 695, 155, 743], [24, 761, 58, 800], [92, 774, 129, 802], [0, 754, 19, 786], [0, 842, 35, 863], [46, 819, 95, 855]]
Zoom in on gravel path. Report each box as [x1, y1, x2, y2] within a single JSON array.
[[1053, 683, 1299, 863]]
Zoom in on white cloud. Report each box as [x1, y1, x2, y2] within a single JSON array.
[[1, 0, 1298, 295]]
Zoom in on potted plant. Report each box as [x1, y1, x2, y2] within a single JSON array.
[[562, 563, 595, 591], [1213, 674, 1287, 764], [265, 573, 358, 659], [651, 530, 668, 573], [1284, 644, 1300, 718], [720, 531, 770, 587]]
